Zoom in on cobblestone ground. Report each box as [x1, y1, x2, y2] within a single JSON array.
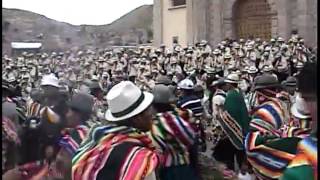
[[199, 154, 224, 180], [198, 141, 225, 180]]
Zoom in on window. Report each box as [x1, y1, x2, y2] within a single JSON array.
[[172, 0, 186, 7], [173, 36, 179, 44]]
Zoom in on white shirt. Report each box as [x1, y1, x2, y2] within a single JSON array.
[[211, 90, 226, 122]]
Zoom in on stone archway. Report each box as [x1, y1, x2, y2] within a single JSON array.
[[232, 0, 277, 40], [220, 0, 278, 41]]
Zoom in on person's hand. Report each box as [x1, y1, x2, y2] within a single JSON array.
[[2, 168, 25, 180]]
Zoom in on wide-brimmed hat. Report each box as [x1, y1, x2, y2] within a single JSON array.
[[242, 66, 249, 73], [248, 66, 258, 74], [291, 94, 311, 119], [224, 53, 232, 59], [156, 75, 172, 85], [178, 78, 194, 90], [263, 51, 269, 57], [21, 74, 29, 80], [296, 62, 304, 69], [170, 57, 177, 64], [213, 49, 220, 55], [211, 78, 226, 87], [21, 67, 28, 72], [105, 81, 154, 121], [246, 45, 253, 50], [89, 81, 103, 91], [98, 57, 105, 62], [282, 76, 297, 87], [264, 46, 271, 51], [41, 74, 60, 88], [68, 92, 94, 114], [224, 73, 240, 84], [152, 84, 176, 103], [254, 74, 280, 90], [262, 65, 273, 72], [205, 67, 216, 74]]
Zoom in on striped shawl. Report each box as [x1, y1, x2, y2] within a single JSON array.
[[245, 131, 301, 180], [219, 89, 250, 150], [59, 125, 89, 156], [280, 135, 317, 180], [250, 99, 285, 134], [148, 109, 196, 167], [72, 124, 160, 180]]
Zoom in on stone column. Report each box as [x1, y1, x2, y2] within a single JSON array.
[[153, 0, 163, 46], [276, 0, 290, 39], [222, 0, 236, 39], [186, 0, 194, 45], [297, 0, 317, 47], [210, 0, 223, 46]]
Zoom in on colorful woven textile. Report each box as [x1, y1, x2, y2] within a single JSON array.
[[280, 125, 311, 139], [280, 135, 317, 180], [219, 89, 250, 150], [250, 98, 285, 133], [19, 160, 63, 180], [72, 124, 160, 180], [2, 116, 20, 145], [26, 99, 60, 124], [59, 125, 89, 156], [288, 117, 312, 129], [245, 131, 301, 180], [148, 109, 196, 167], [26, 99, 42, 118]]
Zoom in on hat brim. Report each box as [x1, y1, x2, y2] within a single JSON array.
[[254, 84, 280, 90], [68, 102, 92, 115], [248, 70, 258, 74], [290, 104, 310, 119], [40, 83, 61, 88], [105, 91, 154, 122], [224, 79, 239, 84]]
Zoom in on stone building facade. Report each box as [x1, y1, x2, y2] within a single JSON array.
[[153, 0, 317, 48]]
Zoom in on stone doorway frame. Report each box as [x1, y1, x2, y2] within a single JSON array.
[[222, 0, 279, 40]]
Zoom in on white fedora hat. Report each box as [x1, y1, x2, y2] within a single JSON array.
[[224, 73, 240, 84], [41, 74, 60, 88], [248, 66, 258, 74], [224, 53, 232, 59], [178, 78, 194, 90], [263, 65, 273, 72], [291, 94, 310, 119], [105, 81, 154, 121]]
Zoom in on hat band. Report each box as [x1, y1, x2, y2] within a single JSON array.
[[285, 82, 296, 86], [111, 92, 145, 118]]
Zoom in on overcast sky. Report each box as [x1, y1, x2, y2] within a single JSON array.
[[3, 0, 153, 25]]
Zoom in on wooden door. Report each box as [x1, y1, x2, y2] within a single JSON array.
[[234, 0, 276, 40]]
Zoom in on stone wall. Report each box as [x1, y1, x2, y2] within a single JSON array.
[[154, 0, 317, 47], [153, 0, 162, 46]]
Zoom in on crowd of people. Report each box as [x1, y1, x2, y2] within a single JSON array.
[[2, 34, 317, 180]]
